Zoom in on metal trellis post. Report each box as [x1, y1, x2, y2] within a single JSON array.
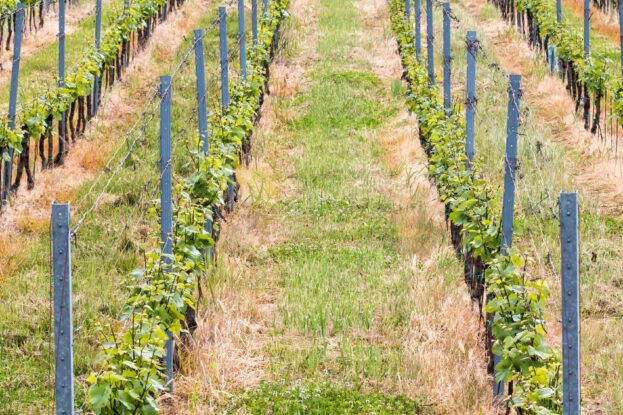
[[222, 5, 236, 213], [415, 0, 421, 60], [495, 74, 522, 401], [620, 1, 623, 78], [93, 0, 102, 115], [194, 29, 209, 155], [584, 0, 590, 58], [501, 74, 521, 252], [406, 0, 410, 21], [59, 0, 65, 86], [123, 0, 130, 66], [52, 203, 74, 415], [220, 7, 230, 109], [159, 75, 174, 392], [560, 192, 581, 415], [465, 31, 476, 166], [264, 0, 268, 16], [556, 0, 562, 23], [2, 3, 23, 203], [252, 0, 258, 48], [426, 0, 434, 85], [238, 0, 247, 81], [193, 29, 214, 240], [442, 3, 451, 112], [58, 0, 66, 159]]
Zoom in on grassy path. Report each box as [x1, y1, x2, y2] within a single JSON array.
[[171, 0, 493, 413]]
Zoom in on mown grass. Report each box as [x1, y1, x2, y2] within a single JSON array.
[[224, 382, 431, 414], [438, 0, 623, 411], [0, 1, 255, 411]]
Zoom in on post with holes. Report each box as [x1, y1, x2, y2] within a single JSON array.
[[264, 0, 268, 16], [252, 0, 258, 48], [426, 0, 434, 85], [465, 31, 476, 166], [52, 203, 74, 415], [442, 3, 451, 112], [238, 0, 247, 81], [415, 0, 421, 60], [495, 74, 522, 401], [58, 0, 66, 160], [159, 76, 174, 391], [560, 192, 581, 415], [93, 0, 102, 115], [406, 0, 410, 20], [1, 3, 24, 203]]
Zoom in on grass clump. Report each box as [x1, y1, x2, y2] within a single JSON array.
[[225, 382, 430, 414]]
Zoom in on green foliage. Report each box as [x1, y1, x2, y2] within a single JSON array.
[[387, 1, 562, 413], [0, 0, 41, 16], [224, 382, 430, 414], [0, 0, 172, 153], [513, 0, 620, 121], [84, 2, 289, 413]]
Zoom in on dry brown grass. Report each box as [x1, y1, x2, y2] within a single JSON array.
[[364, 2, 492, 403], [376, 109, 494, 412], [462, 0, 623, 214], [0, 235, 22, 280], [564, 0, 620, 43]]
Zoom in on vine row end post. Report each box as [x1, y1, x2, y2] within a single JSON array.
[[52, 202, 74, 415], [560, 192, 581, 415]]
